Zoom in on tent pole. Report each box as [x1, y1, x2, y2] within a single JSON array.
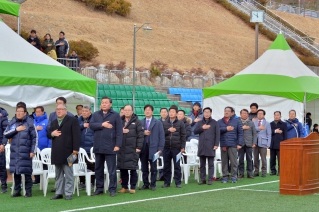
[[303, 93, 306, 124], [95, 81, 98, 112], [17, 10, 20, 35]]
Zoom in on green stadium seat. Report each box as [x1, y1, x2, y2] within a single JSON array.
[[104, 90, 115, 98], [103, 84, 112, 91], [98, 84, 104, 90], [140, 86, 146, 92], [135, 107, 144, 115], [148, 86, 155, 92], [124, 85, 132, 92], [142, 92, 148, 100], [118, 85, 125, 91], [135, 86, 141, 92], [98, 90, 106, 98], [136, 92, 143, 99]]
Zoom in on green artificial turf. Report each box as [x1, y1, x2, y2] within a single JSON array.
[[1, 174, 317, 212]]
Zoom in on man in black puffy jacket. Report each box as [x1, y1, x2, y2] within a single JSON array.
[[3, 104, 37, 198], [117, 105, 143, 194], [162, 105, 186, 188], [177, 110, 192, 140], [0, 107, 8, 193]]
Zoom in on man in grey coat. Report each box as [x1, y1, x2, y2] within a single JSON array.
[[194, 107, 220, 185], [238, 109, 257, 179], [253, 109, 271, 177]]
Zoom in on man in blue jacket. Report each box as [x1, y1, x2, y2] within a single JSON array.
[[286, 110, 304, 139], [0, 107, 8, 193], [218, 106, 243, 183], [3, 104, 37, 198], [139, 105, 164, 191], [78, 106, 95, 190], [90, 97, 122, 197], [33, 106, 51, 185]]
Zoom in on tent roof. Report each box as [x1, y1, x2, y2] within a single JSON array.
[[203, 34, 319, 102], [0, 0, 20, 17], [0, 20, 96, 98]]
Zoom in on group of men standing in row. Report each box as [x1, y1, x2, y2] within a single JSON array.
[[0, 98, 306, 200]]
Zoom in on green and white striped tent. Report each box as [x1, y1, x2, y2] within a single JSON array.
[[203, 33, 319, 122], [0, 19, 96, 116]]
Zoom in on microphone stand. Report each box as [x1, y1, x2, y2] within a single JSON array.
[[287, 120, 299, 138]]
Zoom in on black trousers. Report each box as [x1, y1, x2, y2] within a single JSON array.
[[120, 169, 137, 189], [140, 145, 157, 188], [238, 145, 253, 176], [0, 152, 6, 188], [163, 148, 181, 185], [270, 149, 280, 174], [14, 173, 32, 194], [95, 153, 117, 193]]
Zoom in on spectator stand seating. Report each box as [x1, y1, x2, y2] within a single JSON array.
[[168, 88, 203, 107]]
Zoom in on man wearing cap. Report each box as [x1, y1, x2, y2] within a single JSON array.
[[188, 102, 203, 141]]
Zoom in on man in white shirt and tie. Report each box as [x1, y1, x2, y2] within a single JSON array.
[[139, 105, 165, 191]]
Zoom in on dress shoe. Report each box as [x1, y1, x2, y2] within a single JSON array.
[[130, 189, 135, 194], [198, 180, 206, 185], [270, 172, 277, 176], [247, 175, 254, 179], [139, 185, 149, 190], [176, 184, 182, 188], [161, 184, 170, 188], [118, 188, 128, 193], [51, 188, 56, 192], [261, 174, 266, 177], [157, 177, 164, 181], [24, 193, 32, 198], [238, 174, 244, 179], [65, 195, 72, 200], [50, 194, 63, 200], [110, 191, 116, 197], [1, 187, 7, 194], [151, 187, 156, 191], [11, 192, 22, 197], [91, 190, 103, 196], [253, 173, 259, 177], [207, 181, 212, 185]]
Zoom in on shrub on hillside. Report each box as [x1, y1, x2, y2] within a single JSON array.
[[69, 40, 99, 61], [78, 0, 131, 17]]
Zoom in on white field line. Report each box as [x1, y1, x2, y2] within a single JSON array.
[[232, 188, 279, 193], [61, 180, 279, 212]]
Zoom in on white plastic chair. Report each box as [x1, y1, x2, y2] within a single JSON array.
[[189, 139, 199, 146], [32, 148, 46, 191], [73, 148, 95, 196], [213, 147, 222, 178], [181, 142, 199, 184], [40, 148, 55, 197], [5, 144, 10, 170]]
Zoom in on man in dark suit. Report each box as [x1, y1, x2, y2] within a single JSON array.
[[270, 111, 287, 176], [47, 104, 80, 201], [90, 96, 122, 197], [139, 105, 165, 191]]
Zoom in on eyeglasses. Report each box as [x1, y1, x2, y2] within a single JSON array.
[[56, 108, 66, 111]]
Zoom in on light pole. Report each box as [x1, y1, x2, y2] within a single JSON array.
[[132, 23, 152, 112]]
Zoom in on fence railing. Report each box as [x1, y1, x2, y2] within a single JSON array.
[[266, 1, 319, 18], [78, 67, 227, 88], [57, 58, 80, 71]]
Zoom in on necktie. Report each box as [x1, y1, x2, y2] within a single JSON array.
[[258, 120, 262, 126], [146, 120, 150, 130], [145, 120, 150, 144]]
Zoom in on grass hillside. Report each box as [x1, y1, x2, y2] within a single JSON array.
[[1, 0, 274, 72]]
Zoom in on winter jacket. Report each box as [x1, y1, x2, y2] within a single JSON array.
[[141, 117, 165, 160], [0, 108, 8, 167], [241, 119, 257, 147], [254, 119, 272, 148], [27, 36, 41, 50], [55, 38, 69, 58], [218, 117, 243, 147], [286, 118, 304, 139], [33, 112, 51, 150], [305, 116, 312, 130], [194, 117, 220, 157], [90, 109, 123, 154], [188, 109, 203, 140], [47, 115, 80, 165], [4, 115, 37, 175], [270, 120, 287, 150], [181, 117, 192, 140], [79, 115, 94, 153], [41, 39, 56, 54], [163, 118, 186, 150], [117, 114, 143, 170]]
